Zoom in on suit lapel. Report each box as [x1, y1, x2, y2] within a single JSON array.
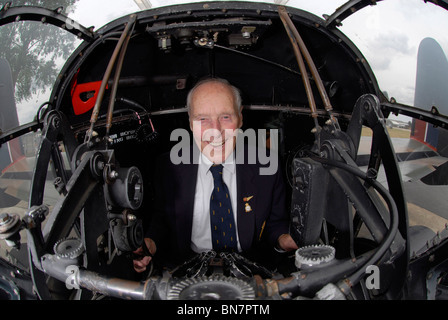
[[173, 148, 198, 253]]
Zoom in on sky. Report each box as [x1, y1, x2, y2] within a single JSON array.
[[9, 0, 448, 123], [337, 0, 448, 107]]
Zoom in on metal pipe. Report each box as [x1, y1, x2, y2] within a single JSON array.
[[41, 254, 156, 300], [105, 17, 136, 139], [309, 155, 399, 295], [85, 14, 137, 143], [76, 269, 154, 300], [145, 104, 351, 119], [262, 250, 372, 299], [278, 7, 339, 128], [278, 8, 318, 120]]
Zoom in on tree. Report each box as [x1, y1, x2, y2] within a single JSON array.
[[0, 0, 78, 103]]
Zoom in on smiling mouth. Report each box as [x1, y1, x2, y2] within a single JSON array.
[[208, 139, 226, 147], [203, 130, 237, 149]]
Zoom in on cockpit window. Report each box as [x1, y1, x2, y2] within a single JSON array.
[[339, 0, 448, 113], [0, 20, 80, 125], [338, 1, 448, 254], [0, 5, 79, 269]]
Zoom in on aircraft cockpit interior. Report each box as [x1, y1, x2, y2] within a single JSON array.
[[1, 1, 448, 301]]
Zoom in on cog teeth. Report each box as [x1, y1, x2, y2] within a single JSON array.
[[295, 244, 335, 269], [167, 274, 255, 300], [53, 237, 84, 260]]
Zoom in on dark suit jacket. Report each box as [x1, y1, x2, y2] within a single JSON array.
[[146, 144, 289, 267]]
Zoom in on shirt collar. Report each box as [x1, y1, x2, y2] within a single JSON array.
[[199, 152, 236, 175]]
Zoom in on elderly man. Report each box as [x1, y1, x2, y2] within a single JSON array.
[[134, 78, 297, 272]]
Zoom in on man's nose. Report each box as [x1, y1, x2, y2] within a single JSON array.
[[206, 119, 223, 142], [210, 118, 222, 131]]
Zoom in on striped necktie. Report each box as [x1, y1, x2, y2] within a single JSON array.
[[209, 164, 237, 252]]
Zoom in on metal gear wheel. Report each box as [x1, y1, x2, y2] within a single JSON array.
[[295, 244, 335, 269], [53, 237, 84, 260], [167, 274, 255, 300]]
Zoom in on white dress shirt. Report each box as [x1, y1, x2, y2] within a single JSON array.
[[190, 152, 241, 253]]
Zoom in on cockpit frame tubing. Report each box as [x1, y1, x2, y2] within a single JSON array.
[[85, 14, 137, 144]]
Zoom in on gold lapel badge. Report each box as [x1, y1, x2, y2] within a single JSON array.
[[243, 195, 253, 213]]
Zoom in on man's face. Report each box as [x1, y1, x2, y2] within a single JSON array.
[[189, 82, 242, 164]]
